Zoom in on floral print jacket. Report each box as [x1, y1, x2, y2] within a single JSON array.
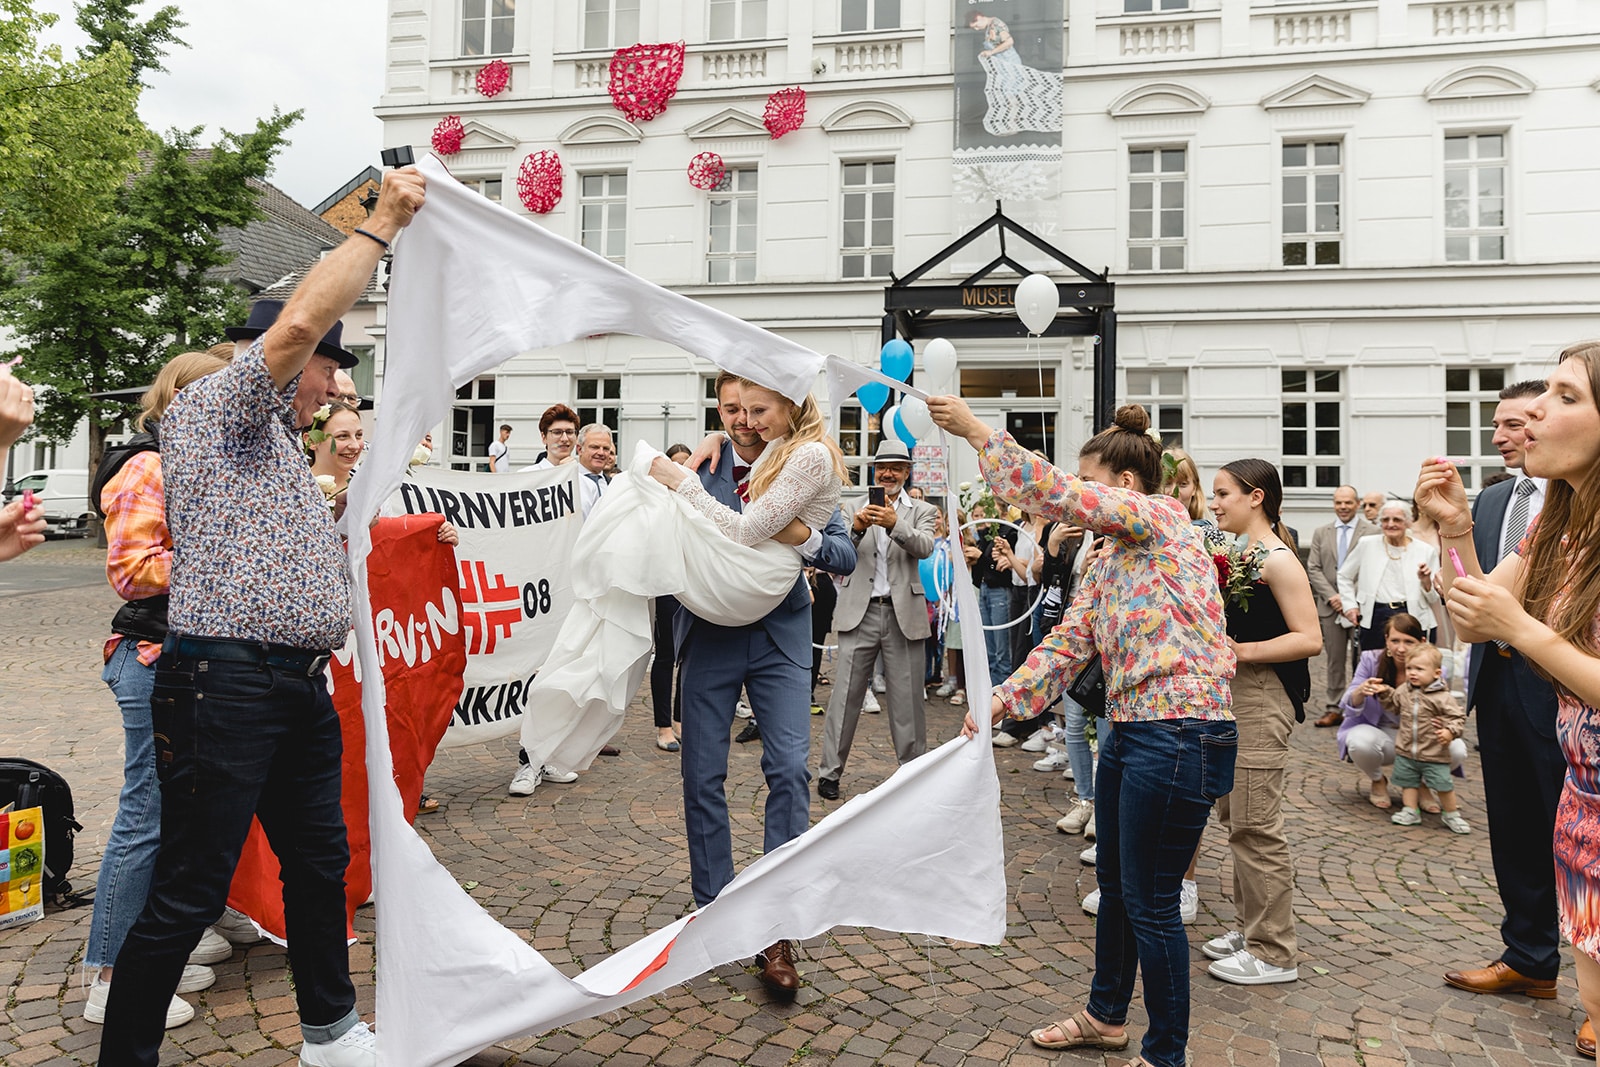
[[980, 430, 1235, 723]]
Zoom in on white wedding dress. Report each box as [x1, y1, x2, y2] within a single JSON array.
[[518, 440, 841, 775]]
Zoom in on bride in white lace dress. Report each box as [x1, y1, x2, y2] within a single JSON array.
[[646, 380, 849, 547]]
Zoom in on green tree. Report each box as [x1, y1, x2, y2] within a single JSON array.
[[75, 0, 186, 86], [0, 0, 147, 260], [0, 111, 301, 473]]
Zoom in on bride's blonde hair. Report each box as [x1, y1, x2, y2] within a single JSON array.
[[741, 382, 850, 501]]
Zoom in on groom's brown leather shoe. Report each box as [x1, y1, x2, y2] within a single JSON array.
[[1443, 960, 1557, 999], [756, 939, 800, 999]]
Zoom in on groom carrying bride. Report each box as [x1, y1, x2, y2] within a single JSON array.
[[647, 371, 856, 997]]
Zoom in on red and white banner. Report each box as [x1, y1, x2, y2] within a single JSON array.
[[226, 516, 466, 941], [387, 464, 582, 748]]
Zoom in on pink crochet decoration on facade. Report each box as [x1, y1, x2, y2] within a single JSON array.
[[607, 43, 686, 123], [686, 152, 727, 191], [475, 59, 510, 97], [431, 115, 465, 155], [763, 87, 806, 139], [516, 151, 562, 213]]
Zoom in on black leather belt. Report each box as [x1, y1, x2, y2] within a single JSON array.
[[870, 595, 894, 604], [164, 634, 333, 678], [1376, 600, 1406, 610]]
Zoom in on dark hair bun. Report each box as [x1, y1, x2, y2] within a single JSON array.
[[1112, 404, 1151, 435]]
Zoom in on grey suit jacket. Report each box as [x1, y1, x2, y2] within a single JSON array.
[[832, 496, 939, 639], [1306, 517, 1376, 619]]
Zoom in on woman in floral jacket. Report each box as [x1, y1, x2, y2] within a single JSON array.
[[930, 397, 1235, 1067]]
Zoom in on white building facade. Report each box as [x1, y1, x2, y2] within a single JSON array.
[[374, 0, 1600, 527]]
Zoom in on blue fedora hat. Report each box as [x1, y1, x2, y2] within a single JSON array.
[[224, 299, 359, 368]]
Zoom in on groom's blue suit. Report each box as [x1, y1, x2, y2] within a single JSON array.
[[673, 440, 857, 906]]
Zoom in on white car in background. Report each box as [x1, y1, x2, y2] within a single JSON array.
[[8, 469, 91, 538]]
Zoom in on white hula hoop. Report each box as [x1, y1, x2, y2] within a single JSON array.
[[956, 517, 1046, 631]]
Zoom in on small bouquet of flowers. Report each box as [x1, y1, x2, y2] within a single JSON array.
[[1203, 527, 1268, 612]]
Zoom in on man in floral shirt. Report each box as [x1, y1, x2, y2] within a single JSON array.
[[97, 167, 428, 1067]]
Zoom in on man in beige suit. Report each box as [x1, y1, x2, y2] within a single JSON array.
[[817, 440, 939, 801], [1306, 485, 1376, 726]]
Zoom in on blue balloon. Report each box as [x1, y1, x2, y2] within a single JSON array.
[[856, 380, 890, 414], [893, 408, 917, 449], [880, 339, 914, 382]]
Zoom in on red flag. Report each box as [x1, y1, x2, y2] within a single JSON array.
[[226, 516, 466, 941]]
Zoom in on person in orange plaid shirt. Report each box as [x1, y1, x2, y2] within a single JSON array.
[[84, 350, 235, 1031]]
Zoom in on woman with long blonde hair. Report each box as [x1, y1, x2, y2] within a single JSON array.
[[648, 379, 849, 545]]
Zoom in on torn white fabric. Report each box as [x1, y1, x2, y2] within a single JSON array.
[[349, 153, 1006, 1067]]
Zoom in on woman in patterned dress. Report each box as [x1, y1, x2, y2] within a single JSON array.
[[931, 397, 1236, 1067], [1416, 342, 1600, 1058]]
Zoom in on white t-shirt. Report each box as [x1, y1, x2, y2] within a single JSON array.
[[488, 439, 508, 472]]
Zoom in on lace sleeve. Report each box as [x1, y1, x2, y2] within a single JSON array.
[[677, 443, 833, 546]]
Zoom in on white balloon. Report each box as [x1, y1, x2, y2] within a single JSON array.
[[900, 395, 935, 439], [881, 403, 900, 436], [1014, 273, 1059, 335], [922, 337, 957, 393]]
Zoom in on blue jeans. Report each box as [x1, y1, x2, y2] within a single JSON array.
[[86, 640, 161, 971], [87, 639, 162, 972], [1060, 694, 1100, 803], [678, 622, 811, 907], [1088, 718, 1238, 1067], [99, 648, 357, 1066], [978, 585, 1013, 687]]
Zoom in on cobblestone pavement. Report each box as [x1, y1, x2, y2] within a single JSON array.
[[0, 540, 1589, 1065]]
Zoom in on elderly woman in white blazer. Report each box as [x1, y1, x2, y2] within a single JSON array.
[[1336, 499, 1439, 650]]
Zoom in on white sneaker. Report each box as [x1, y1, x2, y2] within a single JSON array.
[[872, 676, 887, 694], [1207, 948, 1299, 985], [934, 679, 957, 697], [300, 1019, 377, 1066], [1020, 732, 1052, 753], [863, 689, 881, 713], [508, 763, 540, 795], [1056, 799, 1094, 834], [1079, 844, 1097, 866], [735, 700, 754, 720], [539, 766, 578, 784], [1033, 748, 1072, 772], [1441, 810, 1471, 834], [1083, 813, 1095, 841], [213, 906, 265, 945], [1180, 879, 1198, 925], [1081, 888, 1101, 915], [175, 963, 216, 994], [991, 730, 1018, 748], [83, 976, 195, 1028], [188, 926, 232, 965], [1201, 929, 1248, 960]]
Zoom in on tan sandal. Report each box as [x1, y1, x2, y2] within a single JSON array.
[[1367, 777, 1391, 810], [1420, 788, 1442, 815], [1029, 1010, 1129, 1051]]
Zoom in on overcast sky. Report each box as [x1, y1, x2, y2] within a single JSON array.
[[37, 0, 387, 207]]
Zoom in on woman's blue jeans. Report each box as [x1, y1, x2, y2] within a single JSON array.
[[86, 640, 161, 970], [978, 585, 1013, 686], [1087, 718, 1238, 1067], [1060, 694, 1100, 803]]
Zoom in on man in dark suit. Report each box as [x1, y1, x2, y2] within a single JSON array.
[[1443, 379, 1569, 1010], [1306, 486, 1375, 726], [673, 372, 856, 998]]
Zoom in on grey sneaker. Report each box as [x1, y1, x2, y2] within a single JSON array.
[[1208, 948, 1299, 985], [1180, 879, 1198, 925], [1201, 930, 1247, 960], [1441, 810, 1471, 834], [508, 763, 539, 796]]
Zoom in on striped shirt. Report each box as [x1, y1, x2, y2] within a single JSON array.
[[162, 340, 351, 651]]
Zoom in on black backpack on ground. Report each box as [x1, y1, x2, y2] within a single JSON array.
[[0, 757, 84, 904]]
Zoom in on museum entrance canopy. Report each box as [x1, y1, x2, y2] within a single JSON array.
[[882, 204, 1117, 430]]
